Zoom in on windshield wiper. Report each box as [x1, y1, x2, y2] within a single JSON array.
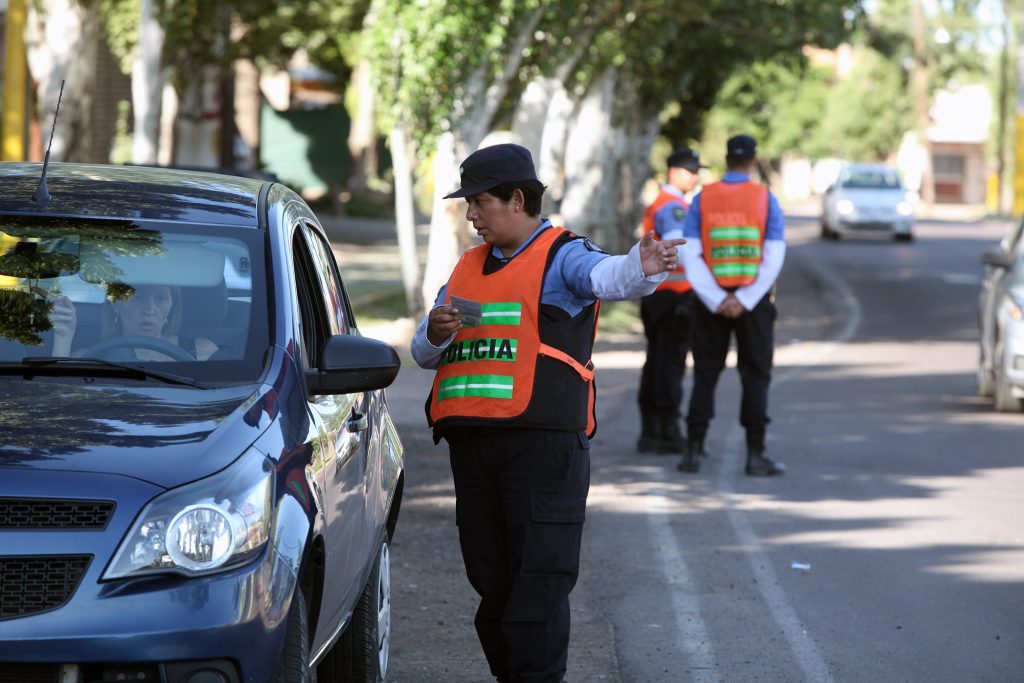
[[14, 356, 208, 389]]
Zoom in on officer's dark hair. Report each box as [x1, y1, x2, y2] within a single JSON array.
[[726, 154, 756, 170], [488, 180, 547, 217]]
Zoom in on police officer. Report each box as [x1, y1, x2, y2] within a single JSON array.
[[677, 134, 786, 476], [637, 147, 704, 454], [411, 143, 684, 682]]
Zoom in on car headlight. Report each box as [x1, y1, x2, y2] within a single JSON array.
[[835, 199, 855, 215], [104, 448, 274, 579], [1005, 293, 1024, 322], [896, 201, 913, 216]]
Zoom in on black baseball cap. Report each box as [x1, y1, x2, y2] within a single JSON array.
[[726, 134, 757, 160], [443, 143, 539, 199], [667, 147, 706, 172]]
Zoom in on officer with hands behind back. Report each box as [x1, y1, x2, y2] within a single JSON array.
[[677, 134, 787, 476], [637, 147, 705, 455], [411, 143, 684, 682]]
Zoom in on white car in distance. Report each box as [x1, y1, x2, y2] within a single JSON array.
[[821, 163, 915, 242]]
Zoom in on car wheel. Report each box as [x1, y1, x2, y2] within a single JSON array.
[[894, 233, 914, 242], [977, 352, 994, 398], [318, 536, 391, 683], [275, 588, 312, 683]]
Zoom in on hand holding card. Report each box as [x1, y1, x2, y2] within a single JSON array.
[[450, 295, 483, 327]]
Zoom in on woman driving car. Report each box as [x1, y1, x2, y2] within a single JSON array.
[[51, 284, 217, 361]]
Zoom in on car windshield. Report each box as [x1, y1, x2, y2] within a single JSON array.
[[840, 168, 902, 190], [0, 216, 269, 385]]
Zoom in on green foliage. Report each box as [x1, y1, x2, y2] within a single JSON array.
[[817, 48, 912, 160]]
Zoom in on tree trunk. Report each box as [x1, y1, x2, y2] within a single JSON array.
[[420, 131, 461, 311], [131, 0, 164, 165], [559, 69, 618, 246], [24, 0, 101, 162], [389, 123, 422, 319], [174, 66, 223, 167], [347, 59, 379, 192]]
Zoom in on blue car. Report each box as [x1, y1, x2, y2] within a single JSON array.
[[0, 162, 405, 682]]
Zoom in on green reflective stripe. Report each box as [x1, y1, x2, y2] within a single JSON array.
[[481, 302, 522, 326], [709, 226, 761, 241], [711, 245, 761, 260], [441, 338, 518, 365], [438, 375, 514, 400], [712, 263, 760, 277]]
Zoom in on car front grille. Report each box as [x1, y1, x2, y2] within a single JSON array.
[[0, 555, 92, 620], [0, 664, 60, 683], [0, 498, 115, 530]]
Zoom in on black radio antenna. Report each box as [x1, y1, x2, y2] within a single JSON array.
[[33, 79, 65, 207]]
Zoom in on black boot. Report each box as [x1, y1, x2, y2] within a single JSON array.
[[676, 437, 705, 472], [745, 446, 785, 476], [636, 409, 659, 453], [656, 412, 686, 455]]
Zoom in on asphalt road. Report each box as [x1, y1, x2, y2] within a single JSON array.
[[369, 212, 1024, 682]]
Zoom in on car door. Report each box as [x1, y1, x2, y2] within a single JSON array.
[[289, 218, 369, 643]]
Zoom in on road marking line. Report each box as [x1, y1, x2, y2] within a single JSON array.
[[645, 488, 722, 683], [716, 254, 859, 683]]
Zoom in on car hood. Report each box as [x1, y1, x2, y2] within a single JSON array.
[[0, 379, 275, 488]]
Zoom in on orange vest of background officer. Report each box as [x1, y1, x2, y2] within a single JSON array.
[[642, 189, 692, 294], [698, 181, 769, 288], [427, 226, 599, 437]]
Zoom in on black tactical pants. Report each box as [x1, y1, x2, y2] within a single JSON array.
[[686, 292, 776, 443], [447, 427, 590, 683], [638, 289, 695, 414]]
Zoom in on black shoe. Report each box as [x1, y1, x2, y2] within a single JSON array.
[[687, 436, 710, 458], [676, 451, 700, 472], [656, 413, 686, 455], [745, 448, 785, 476], [637, 410, 659, 453]]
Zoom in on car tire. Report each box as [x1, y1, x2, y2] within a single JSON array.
[[317, 536, 391, 683], [894, 233, 914, 242], [275, 588, 312, 683], [977, 357, 994, 398]]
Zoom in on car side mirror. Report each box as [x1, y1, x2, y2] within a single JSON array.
[[981, 247, 1012, 269], [305, 334, 401, 396]]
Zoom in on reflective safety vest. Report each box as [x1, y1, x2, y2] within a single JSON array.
[[427, 226, 599, 437], [699, 181, 769, 288], [642, 188, 691, 294]]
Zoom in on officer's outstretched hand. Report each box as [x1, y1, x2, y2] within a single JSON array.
[[640, 230, 686, 276], [427, 304, 462, 346]]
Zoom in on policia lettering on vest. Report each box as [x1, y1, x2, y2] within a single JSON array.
[[411, 143, 684, 683], [676, 134, 787, 477]]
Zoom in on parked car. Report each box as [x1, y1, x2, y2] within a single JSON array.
[[0, 162, 405, 682], [978, 216, 1024, 412], [820, 163, 915, 241]]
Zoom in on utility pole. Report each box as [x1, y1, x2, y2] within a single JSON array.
[[911, 0, 935, 206], [1015, 0, 1024, 216], [994, 1, 1010, 214], [2, 0, 27, 161]]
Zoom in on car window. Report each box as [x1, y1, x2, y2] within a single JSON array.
[[301, 222, 350, 336], [840, 168, 902, 190], [0, 216, 268, 383], [291, 225, 332, 368], [1006, 217, 1024, 256]]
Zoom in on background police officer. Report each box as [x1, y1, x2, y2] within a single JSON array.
[[411, 143, 684, 682], [637, 147, 704, 454], [677, 134, 787, 476]]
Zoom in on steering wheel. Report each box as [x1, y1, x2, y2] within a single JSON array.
[[86, 335, 195, 361]]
